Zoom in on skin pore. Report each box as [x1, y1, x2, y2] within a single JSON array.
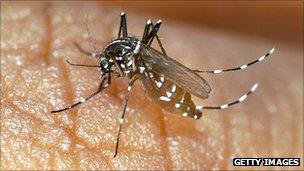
[[1, 1, 302, 170]]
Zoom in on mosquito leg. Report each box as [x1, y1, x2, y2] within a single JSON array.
[[51, 74, 109, 113], [145, 20, 162, 45], [193, 48, 275, 74], [143, 20, 167, 56], [118, 12, 128, 38], [74, 42, 100, 58], [66, 60, 100, 68], [154, 33, 167, 56], [142, 19, 152, 42], [149, 22, 167, 56], [195, 83, 259, 111], [113, 74, 141, 158]]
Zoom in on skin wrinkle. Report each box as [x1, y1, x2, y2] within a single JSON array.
[[57, 59, 80, 169], [42, 2, 51, 64], [41, 3, 56, 169], [215, 60, 232, 170], [156, 108, 172, 170], [1, 1, 303, 170], [195, 54, 227, 169]]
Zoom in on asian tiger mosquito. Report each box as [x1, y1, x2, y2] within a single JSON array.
[[51, 12, 275, 158]]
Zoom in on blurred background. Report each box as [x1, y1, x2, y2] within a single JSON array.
[[104, 1, 302, 49], [1, 1, 303, 170]]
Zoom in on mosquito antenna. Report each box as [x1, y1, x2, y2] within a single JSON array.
[[195, 83, 258, 111], [193, 48, 275, 74], [84, 14, 101, 54], [66, 60, 100, 67]]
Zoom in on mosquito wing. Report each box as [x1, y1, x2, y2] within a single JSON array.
[[140, 45, 211, 99]]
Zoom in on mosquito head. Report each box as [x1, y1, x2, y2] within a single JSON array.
[[102, 37, 140, 76], [99, 54, 112, 73]]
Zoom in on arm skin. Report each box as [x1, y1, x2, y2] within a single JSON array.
[[1, 1, 302, 170]]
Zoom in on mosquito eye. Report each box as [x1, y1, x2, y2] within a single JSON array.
[[100, 59, 109, 69]]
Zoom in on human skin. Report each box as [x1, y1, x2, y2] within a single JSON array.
[[1, 1, 303, 170]]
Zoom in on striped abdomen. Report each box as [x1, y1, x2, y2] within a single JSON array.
[[141, 71, 202, 120]]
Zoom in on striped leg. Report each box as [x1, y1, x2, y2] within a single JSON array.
[[142, 19, 167, 56], [142, 19, 152, 42], [193, 48, 275, 74], [113, 74, 141, 158], [118, 12, 128, 38], [195, 83, 259, 110], [51, 74, 110, 113], [143, 20, 162, 44]]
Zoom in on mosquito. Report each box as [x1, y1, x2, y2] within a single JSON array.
[[51, 12, 275, 158]]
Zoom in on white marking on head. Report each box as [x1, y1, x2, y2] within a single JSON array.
[[80, 98, 86, 103], [160, 96, 171, 101], [214, 69, 223, 74], [133, 41, 141, 54], [127, 86, 132, 91], [240, 65, 248, 69], [155, 81, 162, 88], [119, 118, 124, 124], [104, 83, 109, 87], [175, 103, 181, 109], [109, 59, 114, 62], [103, 63, 109, 68], [157, 20, 162, 24], [182, 112, 188, 117], [220, 104, 228, 109], [251, 83, 259, 92], [124, 70, 130, 74], [194, 115, 198, 120], [270, 47, 275, 54], [171, 85, 177, 92], [160, 76, 164, 82], [120, 12, 125, 16], [139, 67, 145, 73], [195, 105, 203, 110], [166, 91, 173, 98], [120, 64, 125, 68]]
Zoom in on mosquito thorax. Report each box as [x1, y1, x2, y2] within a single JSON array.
[[104, 37, 142, 76]]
